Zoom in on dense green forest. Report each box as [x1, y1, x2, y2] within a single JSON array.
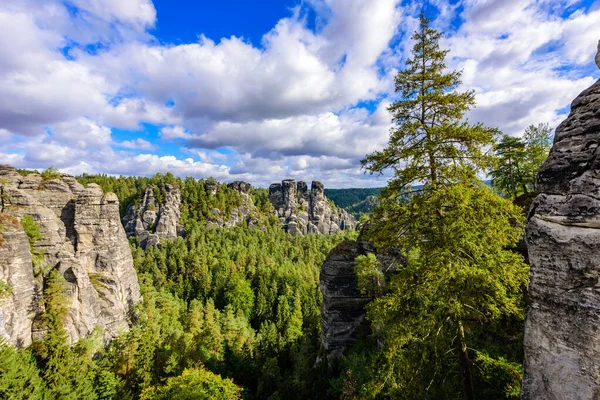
[[0, 15, 554, 400], [1, 191, 355, 399], [324, 188, 383, 219]]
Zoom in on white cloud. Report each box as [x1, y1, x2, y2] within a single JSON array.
[[160, 125, 192, 140], [0, 0, 598, 187], [445, 0, 600, 136], [186, 101, 391, 161], [118, 138, 156, 150]]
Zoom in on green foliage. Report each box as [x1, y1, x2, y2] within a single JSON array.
[[490, 135, 529, 199], [324, 188, 383, 210], [80, 220, 346, 399], [325, 189, 383, 218], [20, 214, 45, 276], [355, 254, 385, 297], [474, 351, 522, 399], [77, 173, 244, 224], [490, 124, 552, 199], [251, 187, 273, 214], [40, 167, 61, 181], [355, 15, 529, 399], [140, 367, 241, 400], [20, 214, 42, 248], [0, 280, 12, 299], [32, 269, 97, 399], [363, 184, 528, 398], [0, 340, 47, 400]]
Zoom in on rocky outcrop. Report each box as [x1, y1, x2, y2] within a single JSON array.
[[522, 72, 600, 396], [320, 240, 371, 357], [0, 165, 141, 347], [206, 181, 257, 229], [320, 228, 399, 358], [123, 184, 184, 248], [269, 180, 356, 236]]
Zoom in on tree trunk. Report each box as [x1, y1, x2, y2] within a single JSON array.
[[457, 320, 475, 400]]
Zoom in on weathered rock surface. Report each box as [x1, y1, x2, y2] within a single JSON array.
[[320, 228, 398, 358], [0, 165, 141, 347], [522, 76, 600, 398], [206, 181, 255, 229], [123, 184, 184, 248], [596, 40, 600, 70], [269, 180, 356, 236], [320, 240, 371, 357]]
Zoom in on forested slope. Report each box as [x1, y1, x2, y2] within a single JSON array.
[[0, 170, 357, 399]]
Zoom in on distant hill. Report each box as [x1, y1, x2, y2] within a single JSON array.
[[324, 188, 384, 218]]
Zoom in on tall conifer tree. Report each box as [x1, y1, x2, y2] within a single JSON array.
[[360, 15, 529, 400]]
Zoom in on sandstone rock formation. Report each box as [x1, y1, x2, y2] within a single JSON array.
[[123, 184, 184, 248], [320, 240, 372, 357], [320, 230, 398, 358], [205, 181, 257, 229], [0, 165, 141, 347], [522, 74, 600, 396], [269, 180, 356, 236]]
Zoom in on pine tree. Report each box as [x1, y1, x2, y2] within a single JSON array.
[[490, 124, 552, 199], [490, 135, 529, 199], [0, 340, 47, 400], [360, 15, 528, 400], [362, 14, 496, 194]]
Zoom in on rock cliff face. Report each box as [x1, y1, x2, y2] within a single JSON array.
[[123, 184, 184, 248], [269, 180, 356, 236], [320, 228, 398, 358], [320, 240, 371, 357], [522, 75, 600, 396], [0, 165, 141, 347]]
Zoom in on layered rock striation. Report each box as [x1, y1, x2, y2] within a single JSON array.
[[320, 239, 372, 357], [522, 65, 600, 397], [269, 180, 356, 236], [123, 184, 184, 248], [320, 229, 400, 358], [0, 165, 141, 347]]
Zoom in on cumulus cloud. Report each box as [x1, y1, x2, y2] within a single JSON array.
[[160, 126, 193, 140], [118, 138, 156, 150], [0, 0, 598, 187], [444, 0, 600, 136]]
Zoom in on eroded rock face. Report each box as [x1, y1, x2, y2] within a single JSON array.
[[320, 240, 371, 357], [522, 77, 600, 399], [320, 226, 400, 358], [269, 180, 356, 236], [0, 165, 141, 347], [123, 184, 184, 248], [205, 181, 255, 229]]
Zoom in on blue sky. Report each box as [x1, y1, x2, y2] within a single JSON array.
[[0, 0, 599, 188]]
